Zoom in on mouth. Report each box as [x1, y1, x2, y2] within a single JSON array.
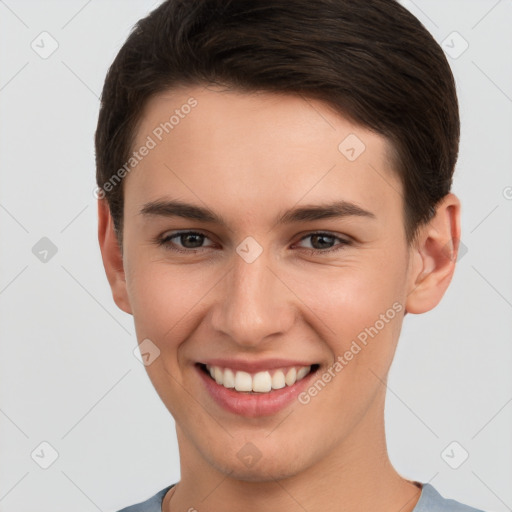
[[198, 362, 320, 393], [195, 362, 320, 417]]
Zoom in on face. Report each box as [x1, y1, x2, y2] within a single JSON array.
[[106, 85, 427, 480]]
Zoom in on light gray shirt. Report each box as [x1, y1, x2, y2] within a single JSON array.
[[116, 482, 486, 512]]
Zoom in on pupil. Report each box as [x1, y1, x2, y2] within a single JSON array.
[[182, 233, 203, 248], [312, 234, 333, 249]]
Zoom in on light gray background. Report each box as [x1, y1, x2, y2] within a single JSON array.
[[0, 1, 511, 511]]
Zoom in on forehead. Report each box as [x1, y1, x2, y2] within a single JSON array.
[[125, 85, 402, 228]]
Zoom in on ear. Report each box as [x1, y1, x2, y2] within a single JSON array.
[[97, 198, 132, 315], [405, 193, 461, 314]]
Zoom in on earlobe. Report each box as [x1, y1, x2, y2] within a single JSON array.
[[97, 198, 133, 315], [405, 193, 461, 314]]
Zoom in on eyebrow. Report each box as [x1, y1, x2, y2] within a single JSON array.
[[139, 198, 376, 227]]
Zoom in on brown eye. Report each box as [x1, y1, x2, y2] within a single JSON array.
[[296, 232, 351, 254], [158, 231, 214, 253], [176, 232, 205, 249]]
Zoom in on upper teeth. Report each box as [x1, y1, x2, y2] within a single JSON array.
[[206, 365, 312, 393]]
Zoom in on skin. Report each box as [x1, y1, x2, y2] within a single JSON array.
[[98, 85, 461, 512]]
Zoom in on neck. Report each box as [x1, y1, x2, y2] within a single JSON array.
[[165, 391, 421, 512]]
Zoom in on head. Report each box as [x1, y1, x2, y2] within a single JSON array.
[[97, 0, 461, 481]]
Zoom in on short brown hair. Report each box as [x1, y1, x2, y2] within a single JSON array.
[[95, 0, 460, 246]]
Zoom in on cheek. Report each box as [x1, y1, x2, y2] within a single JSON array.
[[125, 256, 208, 352], [288, 252, 407, 365], [297, 261, 404, 327]]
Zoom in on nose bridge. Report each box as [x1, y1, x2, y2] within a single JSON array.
[[211, 247, 294, 346]]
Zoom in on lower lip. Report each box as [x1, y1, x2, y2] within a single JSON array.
[[196, 364, 318, 418]]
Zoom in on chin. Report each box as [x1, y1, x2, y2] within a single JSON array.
[[207, 445, 311, 482], [221, 464, 303, 483]]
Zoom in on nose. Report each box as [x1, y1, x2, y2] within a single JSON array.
[[209, 247, 296, 348]]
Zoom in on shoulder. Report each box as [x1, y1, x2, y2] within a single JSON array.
[[115, 484, 175, 512], [415, 484, 488, 512]]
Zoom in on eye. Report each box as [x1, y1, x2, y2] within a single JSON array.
[[157, 230, 215, 253], [294, 232, 351, 255], [155, 230, 351, 256]]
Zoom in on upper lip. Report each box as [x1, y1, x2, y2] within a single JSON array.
[[200, 358, 316, 373]]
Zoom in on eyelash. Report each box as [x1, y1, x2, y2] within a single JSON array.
[[156, 230, 351, 256]]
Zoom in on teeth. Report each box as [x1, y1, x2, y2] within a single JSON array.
[[296, 367, 309, 380], [271, 370, 286, 390], [234, 371, 252, 392], [214, 366, 223, 385], [205, 364, 312, 393], [285, 367, 296, 386], [223, 368, 235, 388], [253, 371, 272, 392]]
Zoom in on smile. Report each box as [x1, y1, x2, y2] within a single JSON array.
[[196, 362, 320, 417], [204, 363, 314, 393]]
